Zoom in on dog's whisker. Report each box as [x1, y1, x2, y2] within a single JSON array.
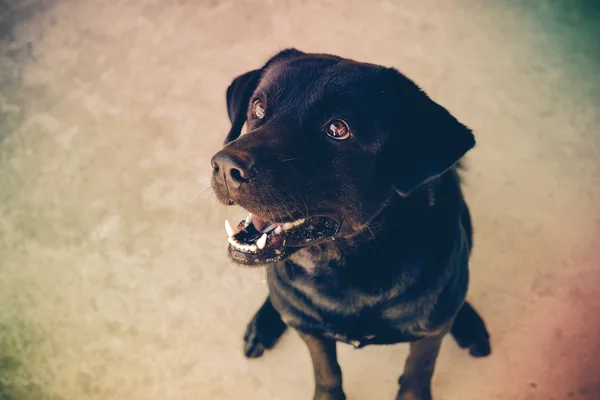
[[366, 225, 376, 240], [274, 190, 309, 220], [191, 187, 216, 205], [191, 193, 202, 205], [283, 191, 310, 219], [271, 192, 297, 221], [279, 157, 302, 163]]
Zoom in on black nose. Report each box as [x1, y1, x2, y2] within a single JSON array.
[[211, 150, 256, 187]]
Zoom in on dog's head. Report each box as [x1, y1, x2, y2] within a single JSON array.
[[211, 49, 474, 265]]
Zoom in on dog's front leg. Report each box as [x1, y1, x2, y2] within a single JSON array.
[[396, 333, 445, 400], [297, 331, 346, 400]]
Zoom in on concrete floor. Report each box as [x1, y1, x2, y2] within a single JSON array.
[[1, 1, 599, 399]]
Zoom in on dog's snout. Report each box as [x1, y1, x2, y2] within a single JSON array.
[[211, 150, 255, 187]]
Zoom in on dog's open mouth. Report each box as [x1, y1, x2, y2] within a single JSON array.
[[224, 213, 340, 265]]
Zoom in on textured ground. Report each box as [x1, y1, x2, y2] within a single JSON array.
[[1, 1, 599, 399]]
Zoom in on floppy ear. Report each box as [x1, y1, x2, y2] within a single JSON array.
[[385, 69, 476, 194], [224, 69, 261, 144], [224, 48, 305, 144]]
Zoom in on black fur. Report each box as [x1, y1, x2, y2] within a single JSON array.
[[211, 49, 490, 400]]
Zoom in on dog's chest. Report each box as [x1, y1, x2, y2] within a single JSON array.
[[270, 252, 439, 347], [271, 276, 427, 347]]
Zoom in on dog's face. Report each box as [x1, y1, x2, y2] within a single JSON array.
[[211, 49, 474, 265]]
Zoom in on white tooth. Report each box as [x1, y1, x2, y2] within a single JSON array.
[[229, 237, 249, 252], [293, 218, 305, 226], [256, 233, 267, 250], [244, 213, 253, 227], [250, 244, 258, 252], [283, 222, 293, 230], [263, 223, 277, 233], [274, 226, 283, 234], [225, 220, 235, 237]]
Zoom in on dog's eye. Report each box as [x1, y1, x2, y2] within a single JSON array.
[[252, 100, 266, 119], [326, 119, 350, 140]]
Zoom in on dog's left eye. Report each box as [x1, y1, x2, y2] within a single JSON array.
[[252, 100, 266, 119], [325, 119, 350, 140]]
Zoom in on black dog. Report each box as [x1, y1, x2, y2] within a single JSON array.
[[211, 49, 491, 400]]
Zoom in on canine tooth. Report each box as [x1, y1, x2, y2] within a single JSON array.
[[225, 220, 235, 237], [256, 233, 267, 250], [228, 237, 237, 247], [274, 226, 283, 234], [283, 222, 293, 230], [244, 213, 253, 227]]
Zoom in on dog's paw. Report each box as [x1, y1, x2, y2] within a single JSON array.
[[243, 322, 268, 358], [450, 302, 491, 358], [466, 332, 491, 358], [243, 300, 287, 358], [453, 321, 491, 358]]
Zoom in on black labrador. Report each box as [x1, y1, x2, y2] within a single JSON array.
[[211, 49, 491, 400]]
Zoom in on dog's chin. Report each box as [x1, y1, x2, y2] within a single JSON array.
[[225, 212, 340, 266]]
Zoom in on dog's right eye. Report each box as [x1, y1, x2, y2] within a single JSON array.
[[325, 119, 351, 140], [251, 100, 265, 119]]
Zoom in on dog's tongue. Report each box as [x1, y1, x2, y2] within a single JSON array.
[[251, 214, 268, 232], [250, 214, 278, 233]]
